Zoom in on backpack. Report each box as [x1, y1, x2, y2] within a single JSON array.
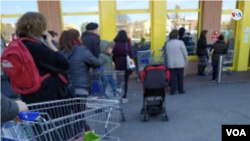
[[1, 38, 51, 94]]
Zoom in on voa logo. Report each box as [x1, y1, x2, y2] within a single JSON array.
[[231, 9, 242, 20], [226, 129, 246, 136]]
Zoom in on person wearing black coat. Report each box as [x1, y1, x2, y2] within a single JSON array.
[[15, 12, 72, 104], [197, 30, 209, 76], [81, 22, 100, 58], [211, 35, 228, 82]]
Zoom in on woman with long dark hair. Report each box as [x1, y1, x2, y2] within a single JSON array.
[[59, 29, 100, 97], [197, 30, 209, 76], [113, 30, 133, 103]]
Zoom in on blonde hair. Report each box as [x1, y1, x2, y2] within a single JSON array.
[[16, 12, 47, 38]]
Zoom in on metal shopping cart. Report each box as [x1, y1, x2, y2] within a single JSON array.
[[137, 50, 155, 72], [1, 98, 121, 141], [90, 70, 126, 122], [205, 49, 234, 76]]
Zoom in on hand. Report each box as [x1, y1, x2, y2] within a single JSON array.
[[15, 100, 28, 112], [44, 31, 58, 51]]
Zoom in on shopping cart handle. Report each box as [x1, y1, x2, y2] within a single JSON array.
[[99, 66, 104, 71], [18, 112, 40, 121]]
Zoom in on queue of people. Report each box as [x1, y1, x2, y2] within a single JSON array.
[[1, 11, 231, 123], [1, 12, 133, 123]]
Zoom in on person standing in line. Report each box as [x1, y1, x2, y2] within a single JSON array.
[[113, 30, 133, 103], [15, 12, 71, 104], [59, 29, 100, 97], [197, 30, 209, 76], [178, 27, 186, 43], [165, 30, 188, 95], [81, 22, 100, 58], [210, 34, 228, 82]]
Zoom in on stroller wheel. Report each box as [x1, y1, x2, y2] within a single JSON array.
[[162, 114, 169, 121], [142, 114, 148, 122]]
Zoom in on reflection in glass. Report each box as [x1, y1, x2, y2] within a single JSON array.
[[220, 14, 235, 67], [167, 12, 198, 55], [116, 14, 150, 44], [222, 0, 237, 10], [2, 18, 19, 44], [1, 1, 38, 15], [63, 15, 99, 34], [61, 0, 99, 13], [167, 0, 199, 10], [116, 0, 149, 10]]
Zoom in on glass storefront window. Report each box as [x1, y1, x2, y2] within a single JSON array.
[[222, 0, 237, 10], [116, 14, 150, 45], [1, 1, 38, 15], [1, 18, 19, 44], [167, 12, 199, 55], [167, 0, 199, 10], [220, 14, 235, 67], [61, 0, 99, 13], [116, 0, 149, 10], [63, 15, 99, 34]]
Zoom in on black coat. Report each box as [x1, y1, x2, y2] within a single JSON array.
[[21, 40, 71, 104], [81, 32, 100, 58], [211, 40, 228, 61], [197, 36, 208, 56]]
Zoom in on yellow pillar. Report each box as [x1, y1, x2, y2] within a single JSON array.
[[0, 19, 4, 36], [234, 1, 250, 71], [99, 1, 117, 41], [150, 0, 166, 57]]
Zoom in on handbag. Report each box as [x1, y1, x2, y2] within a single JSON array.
[[125, 43, 136, 70]]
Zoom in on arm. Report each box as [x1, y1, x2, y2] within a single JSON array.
[[1, 95, 19, 122], [98, 55, 106, 66], [83, 48, 101, 68], [128, 42, 133, 58], [25, 42, 69, 73], [93, 37, 100, 58]]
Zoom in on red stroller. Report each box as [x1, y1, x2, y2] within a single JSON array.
[[141, 64, 170, 121]]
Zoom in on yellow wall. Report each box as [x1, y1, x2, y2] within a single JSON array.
[[99, 1, 117, 41], [234, 1, 250, 71]]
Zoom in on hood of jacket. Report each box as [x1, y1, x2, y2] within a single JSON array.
[[60, 45, 79, 60], [100, 40, 114, 54]]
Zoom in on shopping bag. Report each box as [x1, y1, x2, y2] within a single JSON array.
[[126, 55, 136, 70]]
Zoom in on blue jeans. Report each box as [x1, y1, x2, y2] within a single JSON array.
[[103, 75, 117, 93]]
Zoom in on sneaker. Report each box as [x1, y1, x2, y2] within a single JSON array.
[[122, 98, 129, 103]]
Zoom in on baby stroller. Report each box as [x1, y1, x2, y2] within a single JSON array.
[[140, 64, 170, 122]]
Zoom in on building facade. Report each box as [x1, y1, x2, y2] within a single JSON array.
[[1, 0, 250, 74]]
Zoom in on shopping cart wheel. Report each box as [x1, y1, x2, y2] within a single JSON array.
[[162, 114, 169, 121], [142, 114, 148, 122]]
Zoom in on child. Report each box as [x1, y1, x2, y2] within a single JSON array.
[[99, 40, 118, 97]]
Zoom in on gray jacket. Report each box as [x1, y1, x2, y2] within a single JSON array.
[[165, 39, 188, 69], [1, 94, 19, 123], [99, 41, 114, 73], [60, 45, 100, 89]]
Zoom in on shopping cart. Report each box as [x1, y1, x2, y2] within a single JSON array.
[[205, 49, 234, 76], [137, 50, 155, 72], [90, 70, 126, 122], [1, 98, 121, 141]]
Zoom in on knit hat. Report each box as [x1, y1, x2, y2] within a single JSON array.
[[86, 22, 99, 31]]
